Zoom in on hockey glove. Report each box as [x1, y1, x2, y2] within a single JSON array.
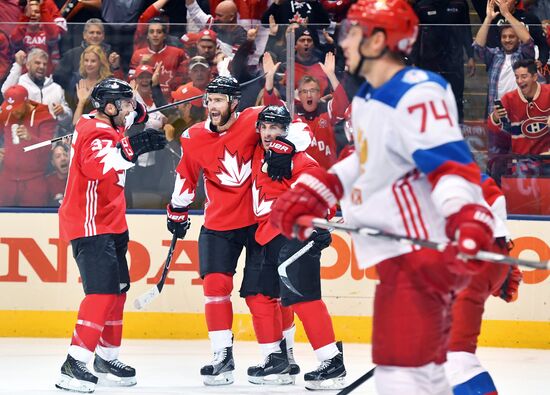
[[266, 137, 296, 181], [119, 128, 167, 163], [166, 204, 190, 239], [270, 167, 343, 240], [309, 228, 332, 254], [134, 101, 149, 125], [493, 265, 522, 302], [444, 204, 495, 275]]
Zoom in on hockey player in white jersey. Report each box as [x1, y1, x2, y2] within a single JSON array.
[[269, 0, 495, 394]]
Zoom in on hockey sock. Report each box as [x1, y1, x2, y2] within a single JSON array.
[[96, 293, 126, 361], [283, 323, 296, 350], [293, 300, 336, 352], [203, 273, 233, 332], [69, 294, 118, 362], [246, 294, 283, 345]]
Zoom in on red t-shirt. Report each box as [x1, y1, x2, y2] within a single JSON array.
[[59, 115, 134, 241]]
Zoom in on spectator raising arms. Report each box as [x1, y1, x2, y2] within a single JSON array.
[[2, 48, 72, 132], [0, 85, 57, 206], [474, 0, 534, 116]]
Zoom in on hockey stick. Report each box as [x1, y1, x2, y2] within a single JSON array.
[[277, 240, 315, 297], [296, 216, 548, 270], [336, 367, 376, 395], [22, 94, 203, 153], [24, 73, 268, 153], [134, 234, 178, 310]]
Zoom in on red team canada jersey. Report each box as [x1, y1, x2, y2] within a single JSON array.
[[172, 107, 264, 231], [129, 46, 188, 97], [251, 145, 318, 245], [487, 84, 550, 154], [59, 115, 134, 241]]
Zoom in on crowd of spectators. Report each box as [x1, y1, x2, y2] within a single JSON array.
[[0, 0, 549, 214]]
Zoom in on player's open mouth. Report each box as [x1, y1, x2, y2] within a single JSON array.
[[307, 100, 313, 106]]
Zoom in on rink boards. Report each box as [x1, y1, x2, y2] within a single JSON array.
[[0, 212, 549, 348]]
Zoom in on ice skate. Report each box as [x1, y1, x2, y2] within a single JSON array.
[[248, 339, 293, 385], [93, 354, 136, 387], [287, 346, 301, 377], [55, 354, 98, 393], [304, 341, 346, 391], [200, 344, 235, 386]]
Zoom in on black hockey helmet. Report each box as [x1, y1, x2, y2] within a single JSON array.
[[91, 77, 134, 113], [256, 105, 292, 132], [205, 76, 241, 101]]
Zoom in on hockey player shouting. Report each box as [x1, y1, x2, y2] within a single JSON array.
[[269, 0, 496, 394], [246, 106, 346, 390], [56, 77, 167, 393], [166, 76, 311, 386]]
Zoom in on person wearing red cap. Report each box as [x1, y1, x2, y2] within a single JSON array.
[[269, 0, 496, 393], [0, 84, 57, 206]]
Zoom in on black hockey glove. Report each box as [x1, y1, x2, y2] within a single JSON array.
[[119, 128, 167, 163], [166, 204, 190, 239], [265, 136, 296, 181], [134, 101, 149, 125], [309, 228, 332, 252]]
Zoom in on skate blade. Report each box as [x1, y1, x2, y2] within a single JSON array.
[[95, 372, 137, 387], [305, 376, 346, 391], [55, 373, 96, 393], [248, 373, 294, 385], [203, 371, 234, 386]]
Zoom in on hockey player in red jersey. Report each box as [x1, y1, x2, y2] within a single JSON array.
[[445, 174, 522, 395], [269, 0, 496, 393], [166, 76, 311, 386], [246, 106, 347, 390], [56, 77, 167, 393]]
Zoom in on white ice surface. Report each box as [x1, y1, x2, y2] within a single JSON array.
[[0, 338, 548, 394]]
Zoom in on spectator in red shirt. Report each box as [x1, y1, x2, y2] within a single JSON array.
[[129, 18, 188, 99], [46, 142, 69, 206], [0, 85, 57, 206]]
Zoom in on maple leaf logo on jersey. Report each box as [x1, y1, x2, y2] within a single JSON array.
[[216, 148, 252, 187], [252, 179, 275, 216], [172, 175, 196, 207]]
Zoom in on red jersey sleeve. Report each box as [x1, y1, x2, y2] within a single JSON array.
[[172, 129, 201, 208]]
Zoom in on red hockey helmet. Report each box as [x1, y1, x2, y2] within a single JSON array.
[[346, 0, 419, 55]]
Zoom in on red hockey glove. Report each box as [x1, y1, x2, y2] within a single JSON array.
[[270, 167, 343, 240], [444, 204, 495, 275], [493, 265, 522, 302], [166, 204, 190, 239]]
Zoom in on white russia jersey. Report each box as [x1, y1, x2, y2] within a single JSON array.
[[333, 67, 485, 268]]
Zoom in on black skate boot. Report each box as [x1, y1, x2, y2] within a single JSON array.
[[93, 354, 136, 387], [304, 341, 346, 391], [200, 344, 235, 386], [248, 339, 293, 385], [55, 354, 98, 393], [287, 346, 301, 378]]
